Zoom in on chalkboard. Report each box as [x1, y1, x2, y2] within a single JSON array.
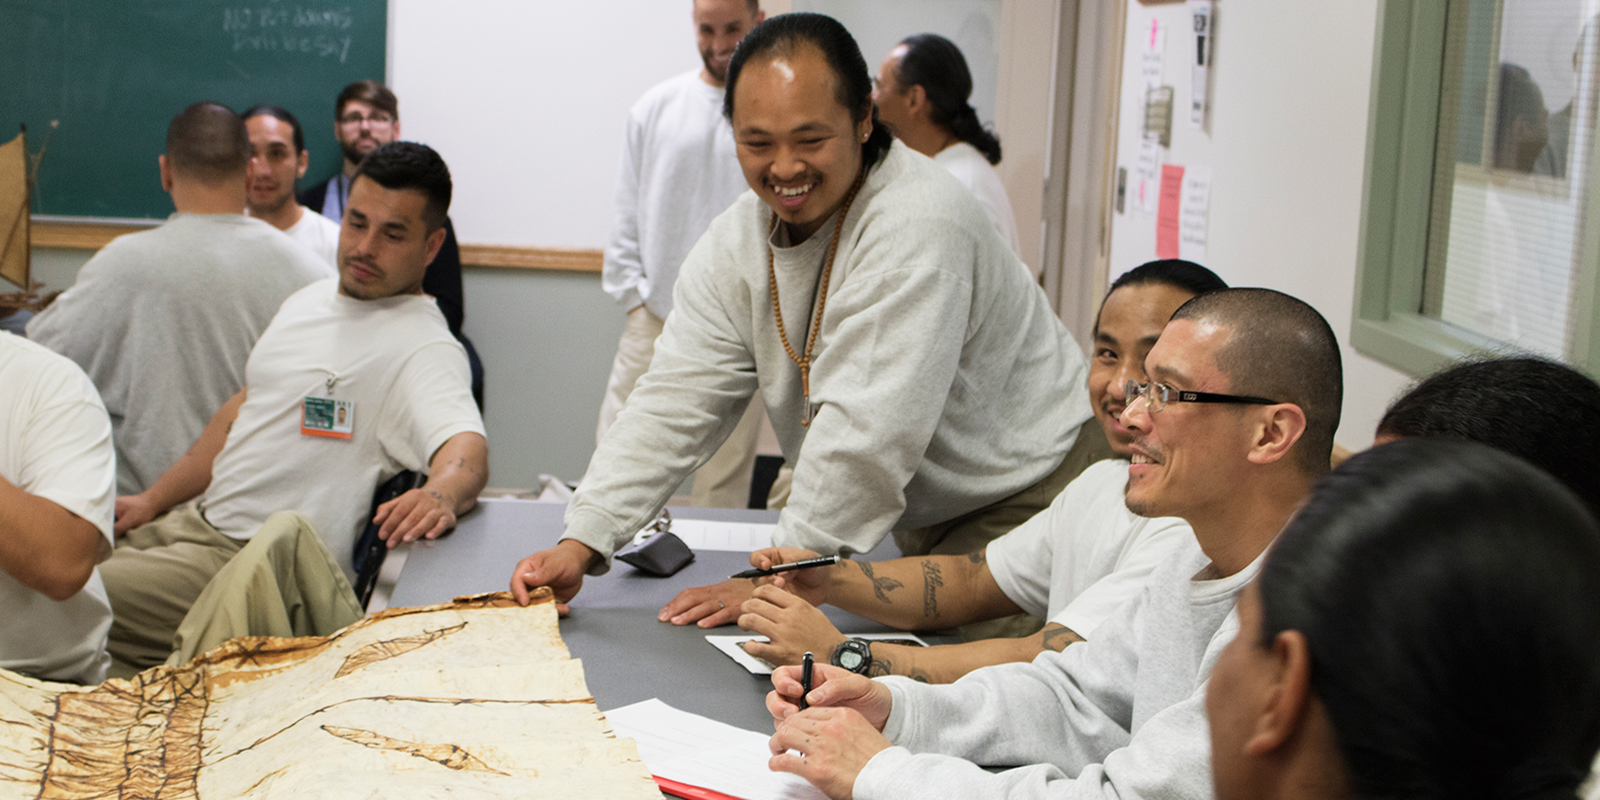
[[1, 1, 386, 220]]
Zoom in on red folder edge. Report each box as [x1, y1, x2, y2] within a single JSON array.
[[654, 775, 748, 800]]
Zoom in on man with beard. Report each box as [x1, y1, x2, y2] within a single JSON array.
[[595, 0, 768, 509], [242, 104, 339, 269], [298, 81, 481, 407]]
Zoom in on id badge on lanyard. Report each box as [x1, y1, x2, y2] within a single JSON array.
[[301, 373, 354, 440]]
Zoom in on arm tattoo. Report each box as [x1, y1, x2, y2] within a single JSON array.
[[966, 548, 986, 565], [921, 561, 944, 619], [856, 561, 904, 604], [1040, 624, 1083, 652]]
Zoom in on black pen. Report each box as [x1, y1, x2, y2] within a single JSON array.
[[730, 554, 841, 579], [799, 651, 814, 711]]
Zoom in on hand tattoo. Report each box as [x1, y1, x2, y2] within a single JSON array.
[[857, 561, 904, 604], [1040, 623, 1083, 652]]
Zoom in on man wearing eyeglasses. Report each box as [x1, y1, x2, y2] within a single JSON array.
[[298, 80, 481, 408], [765, 288, 1344, 800]]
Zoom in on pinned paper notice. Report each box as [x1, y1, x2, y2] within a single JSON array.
[[1141, 17, 1165, 92], [1178, 166, 1212, 262], [1156, 164, 1186, 259], [1135, 134, 1163, 216]]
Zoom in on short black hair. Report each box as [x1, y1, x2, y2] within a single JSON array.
[[240, 103, 305, 154], [1377, 356, 1600, 518], [1095, 259, 1227, 334], [165, 102, 248, 181], [723, 13, 894, 169], [1258, 438, 1600, 799], [1109, 259, 1228, 297], [1170, 288, 1343, 475], [351, 142, 451, 232]]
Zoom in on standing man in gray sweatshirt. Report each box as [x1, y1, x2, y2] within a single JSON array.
[[597, 0, 767, 510], [511, 14, 1109, 620], [764, 288, 1343, 800]]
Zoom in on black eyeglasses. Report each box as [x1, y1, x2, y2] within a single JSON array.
[[1124, 380, 1281, 413]]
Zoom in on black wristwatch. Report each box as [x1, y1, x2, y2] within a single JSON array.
[[830, 638, 873, 675]]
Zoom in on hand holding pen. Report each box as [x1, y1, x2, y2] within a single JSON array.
[[739, 547, 841, 607]]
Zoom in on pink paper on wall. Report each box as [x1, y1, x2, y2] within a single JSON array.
[[1156, 164, 1185, 259]]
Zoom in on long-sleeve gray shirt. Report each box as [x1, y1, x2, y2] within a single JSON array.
[[854, 546, 1262, 800], [565, 142, 1091, 566]]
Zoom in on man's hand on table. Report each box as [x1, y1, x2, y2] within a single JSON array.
[[748, 546, 836, 606], [738, 583, 847, 667], [659, 578, 753, 627], [510, 539, 600, 615], [374, 487, 457, 547], [766, 663, 894, 800]]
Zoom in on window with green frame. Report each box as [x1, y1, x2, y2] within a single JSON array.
[[1354, 0, 1600, 377]]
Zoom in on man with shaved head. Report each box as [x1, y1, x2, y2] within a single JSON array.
[[765, 288, 1343, 800], [28, 102, 326, 497]]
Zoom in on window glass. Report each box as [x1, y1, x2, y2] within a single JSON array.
[[1424, 0, 1597, 359]]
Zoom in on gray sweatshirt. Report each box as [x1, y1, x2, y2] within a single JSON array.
[[854, 546, 1262, 800], [27, 213, 327, 495], [565, 142, 1090, 564]]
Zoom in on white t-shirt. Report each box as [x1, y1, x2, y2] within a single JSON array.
[[0, 332, 115, 684], [933, 142, 1027, 267], [985, 459, 1198, 637], [285, 207, 341, 274], [199, 279, 485, 578], [601, 69, 749, 320]]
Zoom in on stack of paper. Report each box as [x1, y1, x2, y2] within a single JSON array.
[[606, 698, 825, 800]]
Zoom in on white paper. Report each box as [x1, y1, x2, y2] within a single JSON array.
[[1140, 16, 1165, 92], [1135, 134, 1163, 216], [628, 518, 777, 552], [706, 633, 931, 675], [1188, 0, 1214, 126], [606, 698, 827, 800], [1178, 166, 1212, 262]]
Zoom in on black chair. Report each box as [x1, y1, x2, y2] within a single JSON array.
[[351, 470, 426, 608]]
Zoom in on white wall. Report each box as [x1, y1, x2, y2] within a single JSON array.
[[1106, 0, 1415, 451]]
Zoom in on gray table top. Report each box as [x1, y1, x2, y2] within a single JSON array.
[[389, 499, 918, 733]]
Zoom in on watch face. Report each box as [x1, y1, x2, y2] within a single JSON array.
[[839, 648, 867, 670]]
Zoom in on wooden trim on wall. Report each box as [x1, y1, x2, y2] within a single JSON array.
[[29, 216, 603, 274], [457, 243, 602, 273]]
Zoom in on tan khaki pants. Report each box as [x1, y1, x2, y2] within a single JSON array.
[[101, 504, 246, 673], [597, 305, 768, 509]]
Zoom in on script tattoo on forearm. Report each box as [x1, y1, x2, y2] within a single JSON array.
[[1040, 624, 1083, 652], [856, 561, 904, 604], [921, 561, 944, 619]]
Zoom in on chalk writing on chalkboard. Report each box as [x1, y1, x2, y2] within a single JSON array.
[[223, 6, 356, 62]]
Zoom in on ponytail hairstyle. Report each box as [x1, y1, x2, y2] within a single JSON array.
[[894, 33, 1001, 164], [1258, 438, 1600, 800]]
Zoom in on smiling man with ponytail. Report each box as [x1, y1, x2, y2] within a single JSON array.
[[871, 33, 1025, 263]]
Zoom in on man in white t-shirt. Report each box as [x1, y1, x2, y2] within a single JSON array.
[[0, 332, 117, 684], [738, 261, 1226, 682], [243, 104, 340, 270], [104, 142, 488, 672], [596, 0, 768, 509], [871, 34, 1025, 264]]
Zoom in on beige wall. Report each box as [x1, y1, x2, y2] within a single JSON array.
[[1105, 0, 1414, 451]]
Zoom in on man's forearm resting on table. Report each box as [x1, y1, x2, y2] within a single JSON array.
[[863, 623, 1083, 684], [827, 550, 1021, 630], [0, 477, 102, 601]]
